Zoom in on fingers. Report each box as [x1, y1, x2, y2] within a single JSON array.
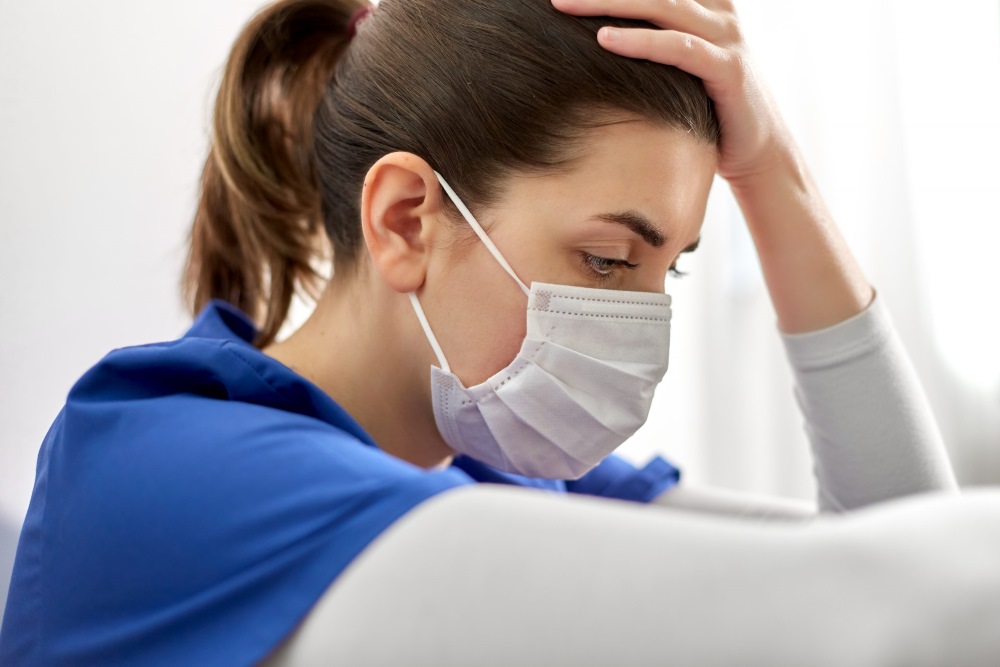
[[596, 27, 737, 90], [698, 0, 737, 13], [551, 0, 739, 46]]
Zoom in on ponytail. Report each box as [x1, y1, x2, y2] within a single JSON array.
[[182, 0, 369, 348]]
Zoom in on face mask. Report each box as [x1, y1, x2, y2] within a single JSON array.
[[407, 170, 673, 480]]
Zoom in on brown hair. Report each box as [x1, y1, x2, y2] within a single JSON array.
[[182, 0, 721, 348]]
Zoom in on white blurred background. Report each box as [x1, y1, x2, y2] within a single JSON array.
[[2, 0, 999, 623]]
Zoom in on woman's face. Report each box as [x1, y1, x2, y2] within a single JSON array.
[[417, 117, 718, 387]]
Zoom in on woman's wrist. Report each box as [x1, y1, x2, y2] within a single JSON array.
[[724, 134, 803, 205], [725, 139, 874, 334]]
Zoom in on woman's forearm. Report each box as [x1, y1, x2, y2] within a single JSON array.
[[728, 141, 875, 334]]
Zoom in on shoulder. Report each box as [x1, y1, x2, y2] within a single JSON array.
[[5, 336, 473, 665], [51, 336, 475, 533]]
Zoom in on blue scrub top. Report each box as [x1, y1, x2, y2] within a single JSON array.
[[0, 299, 680, 666]]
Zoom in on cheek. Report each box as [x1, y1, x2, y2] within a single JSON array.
[[425, 243, 527, 387]]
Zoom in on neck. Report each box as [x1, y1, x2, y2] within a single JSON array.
[[261, 274, 455, 471]]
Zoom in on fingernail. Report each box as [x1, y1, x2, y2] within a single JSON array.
[[600, 27, 621, 41]]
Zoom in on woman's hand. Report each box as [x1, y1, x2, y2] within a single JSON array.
[[551, 0, 874, 334], [550, 0, 788, 186]]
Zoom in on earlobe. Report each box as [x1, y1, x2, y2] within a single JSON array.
[[360, 153, 446, 294]]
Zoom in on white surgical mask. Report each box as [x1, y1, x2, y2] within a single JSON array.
[[408, 170, 672, 480]]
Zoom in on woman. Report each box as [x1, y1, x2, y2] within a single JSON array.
[[3, 0, 999, 665]]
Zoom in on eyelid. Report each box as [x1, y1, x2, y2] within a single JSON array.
[[580, 244, 633, 260], [583, 253, 638, 269], [680, 237, 701, 254]]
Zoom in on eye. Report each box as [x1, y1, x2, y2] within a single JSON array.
[[668, 265, 689, 279], [579, 252, 639, 284]]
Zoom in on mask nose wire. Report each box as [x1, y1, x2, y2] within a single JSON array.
[[433, 170, 531, 297]]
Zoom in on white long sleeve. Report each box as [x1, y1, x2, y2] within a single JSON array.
[[653, 289, 959, 520], [779, 289, 959, 512], [263, 485, 1000, 667]]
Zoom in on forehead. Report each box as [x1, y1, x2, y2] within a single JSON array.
[[501, 118, 718, 244], [562, 118, 717, 209]]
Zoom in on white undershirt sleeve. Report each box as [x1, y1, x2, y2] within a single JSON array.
[[778, 289, 959, 512], [653, 289, 959, 519]]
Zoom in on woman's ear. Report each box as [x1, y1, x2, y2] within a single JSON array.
[[359, 153, 448, 294]]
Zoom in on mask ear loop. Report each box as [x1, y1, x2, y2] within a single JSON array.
[[433, 170, 531, 297], [408, 292, 451, 373], [409, 169, 531, 373]]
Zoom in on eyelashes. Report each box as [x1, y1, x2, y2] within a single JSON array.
[[579, 252, 689, 284], [581, 253, 637, 275], [579, 252, 636, 285]]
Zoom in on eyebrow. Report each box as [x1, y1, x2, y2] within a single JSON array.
[[589, 211, 665, 247], [589, 210, 701, 254]]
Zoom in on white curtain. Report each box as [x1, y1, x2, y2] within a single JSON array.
[[619, 0, 1000, 499]]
